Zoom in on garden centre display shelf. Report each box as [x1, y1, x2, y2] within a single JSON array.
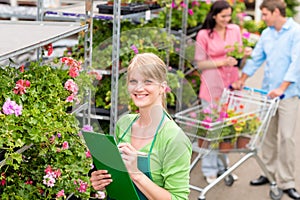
[[0, 20, 88, 61], [43, 1, 163, 21], [41, 0, 165, 135]]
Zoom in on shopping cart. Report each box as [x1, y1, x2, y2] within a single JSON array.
[[174, 87, 283, 200]]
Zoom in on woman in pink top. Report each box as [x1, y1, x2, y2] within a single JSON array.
[[194, 1, 243, 103], [194, 1, 250, 184]]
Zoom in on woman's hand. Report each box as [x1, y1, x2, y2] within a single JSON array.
[[231, 79, 245, 90], [90, 170, 112, 191], [244, 47, 252, 57], [224, 56, 238, 66], [118, 143, 140, 175]]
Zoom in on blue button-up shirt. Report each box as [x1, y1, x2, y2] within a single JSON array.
[[242, 18, 300, 99]]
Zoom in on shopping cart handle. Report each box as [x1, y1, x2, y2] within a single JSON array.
[[229, 85, 285, 99]]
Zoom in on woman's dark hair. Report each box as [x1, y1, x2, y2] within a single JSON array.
[[200, 0, 232, 37]]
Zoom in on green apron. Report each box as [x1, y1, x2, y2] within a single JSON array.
[[118, 112, 166, 200]]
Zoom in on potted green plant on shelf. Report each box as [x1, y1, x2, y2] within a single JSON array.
[[0, 57, 100, 199]]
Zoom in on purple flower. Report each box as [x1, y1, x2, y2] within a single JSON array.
[[243, 32, 251, 39], [2, 99, 22, 116], [130, 45, 139, 54], [82, 124, 93, 132]]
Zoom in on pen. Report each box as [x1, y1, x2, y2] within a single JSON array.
[[119, 150, 148, 156], [137, 151, 148, 156]]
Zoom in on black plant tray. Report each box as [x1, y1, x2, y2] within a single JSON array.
[[97, 3, 149, 15], [187, 24, 202, 35], [172, 23, 203, 36]]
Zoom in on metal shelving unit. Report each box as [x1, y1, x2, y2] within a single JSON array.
[[37, 1, 167, 135]]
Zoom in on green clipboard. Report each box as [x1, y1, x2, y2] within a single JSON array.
[[82, 131, 140, 200]]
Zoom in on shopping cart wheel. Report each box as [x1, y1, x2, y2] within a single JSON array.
[[224, 174, 234, 186], [269, 188, 283, 200]]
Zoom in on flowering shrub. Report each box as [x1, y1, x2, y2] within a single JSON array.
[[0, 58, 100, 199]]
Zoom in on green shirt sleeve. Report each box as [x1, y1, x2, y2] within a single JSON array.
[[153, 121, 192, 200]]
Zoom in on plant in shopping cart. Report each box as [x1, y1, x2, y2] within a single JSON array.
[[0, 58, 100, 199]]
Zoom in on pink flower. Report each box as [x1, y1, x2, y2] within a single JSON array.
[[188, 9, 194, 16], [171, 1, 176, 8], [180, 2, 187, 8], [53, 169, 61, 178], [56, 190, 65, 198], [191, 1, 199, 6], [202, 116, 213, 128], [85, 150, 91, 158], [165, 86, 172, 93], [243, 32, 251, 39], [66, 94, 75, 102], [1, 173, 6, 186], [189, 112, 197, 118], [64, 79, 78, 94], [62, 141, 69, 150], [2, 99, 22, 116], [44, 165, 53, 174], [82, 124, 93, 132], [130, 45, 139, 54], [219, 111, 229, 119], [69, 66, 80, 78], [13, 79, 30, 95], [202, 107, 212, 114], [25, 179, 33, 185], [43, 173, 56, 187], [76, 180, 88, 193]]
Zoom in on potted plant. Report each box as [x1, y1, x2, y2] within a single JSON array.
[[225, 42, 245, 68], [0, 57, 100, 199], [235, 114, 261, 149]]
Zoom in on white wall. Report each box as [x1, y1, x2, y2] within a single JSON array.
[[296, 0, 300, 23]]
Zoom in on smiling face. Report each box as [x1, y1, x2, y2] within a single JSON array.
[[128, 70, 164, 109], [261, 7, 276, 27], [214, 7, 232, 29], [126, 53, 167, 110]]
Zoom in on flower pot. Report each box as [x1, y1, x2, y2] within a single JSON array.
[[219, 141, 233, 153], [197, 138, 210, 149], [236, 135, 251, 149], [235, 58, 243, 68]]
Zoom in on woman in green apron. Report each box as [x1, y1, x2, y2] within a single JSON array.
[[90, 53, 192, 200]]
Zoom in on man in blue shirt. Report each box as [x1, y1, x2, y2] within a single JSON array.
[[233, 0, 300, 199]]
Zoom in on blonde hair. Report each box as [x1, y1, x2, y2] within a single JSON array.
[[127, 53, 168, 108]]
